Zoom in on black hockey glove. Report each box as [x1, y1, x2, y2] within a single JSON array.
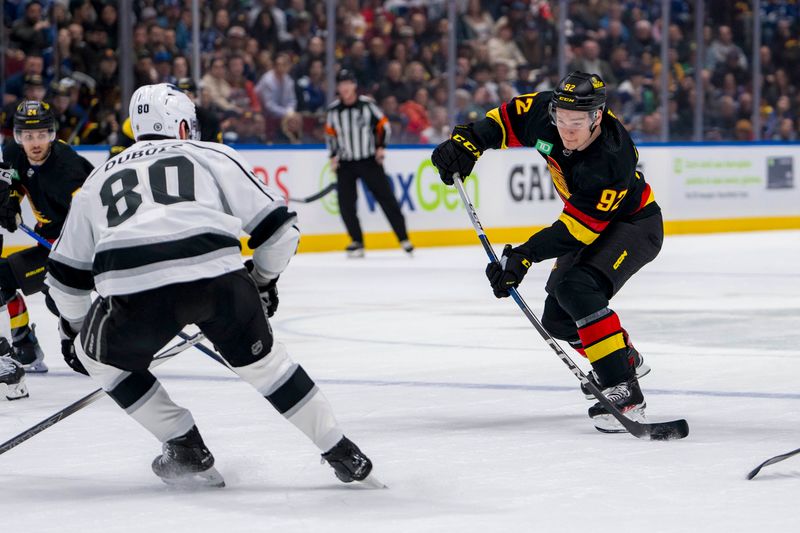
[[486, 244, 533, 298], [59, 317, 88, 376], [431, 125, 483, 185], [0, 198, 20, 232], [0, 162, 13, 207], [245, 260, 279, 318]]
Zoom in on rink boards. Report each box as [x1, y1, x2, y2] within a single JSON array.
[[4, 142, 800, 253]]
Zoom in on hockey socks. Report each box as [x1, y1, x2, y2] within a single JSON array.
[[576, 308, 633, 388], [233, 343, 344, 452]]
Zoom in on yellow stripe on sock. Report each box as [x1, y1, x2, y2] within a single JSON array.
[[10, 311, 29, 330], [584, 333, 626, 363]]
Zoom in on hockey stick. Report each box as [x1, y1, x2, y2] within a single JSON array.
[[288, 182, 336, 203], [0, 331, 207, 456], [747, 446, 800, 480], [18, 227, 230, 371], [18, 223, 51, 248], [176, 331, 227, 366], [452, 175, 689, 441]]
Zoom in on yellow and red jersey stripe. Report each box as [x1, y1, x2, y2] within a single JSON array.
[[558, 201, 611, 245]]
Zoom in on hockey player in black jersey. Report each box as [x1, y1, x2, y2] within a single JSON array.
[[0, 162, 28, 399], [46, 83, 378, 488], [432, 72, 663, 433], [0, 100, 93, 373]]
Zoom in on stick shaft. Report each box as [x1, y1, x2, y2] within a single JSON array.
[[18, 223, 52, 248], [452, 176, 654, 436], [0, 332, 206, 456]]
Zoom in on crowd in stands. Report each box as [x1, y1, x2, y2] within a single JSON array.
[[2, 0, 799, 146]]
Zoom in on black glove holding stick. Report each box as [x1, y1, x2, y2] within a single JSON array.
[[485, 244, 533, 298], [245, 260, 279, 317], [431, 124, 484, 185], [59, 317, 88, 375], [0, 162, 19, 231]]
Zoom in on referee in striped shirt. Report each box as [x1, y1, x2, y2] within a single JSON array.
[[325, 69, 413, 258]]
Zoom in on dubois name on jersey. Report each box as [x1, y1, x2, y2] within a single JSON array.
[[46, 140, 295, 302]]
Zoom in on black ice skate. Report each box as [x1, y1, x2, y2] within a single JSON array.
[[345, 241, 365, 258], [0, 339, 29, 400], [151, 426, 225, 488], [11, 324, 48, 373], [588, 376, 647, 433], [400, 239, 415, 256], [321, 436, 384, 488], [580, 346, 650, 400]]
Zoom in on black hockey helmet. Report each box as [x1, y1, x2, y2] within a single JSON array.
[[176, 77, 197, 94], [551, 71, 606, 111], [549, 71, 606, 128], [13, 100, 56, 143]]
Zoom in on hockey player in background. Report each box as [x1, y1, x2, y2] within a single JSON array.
[[0, 100, 93, 374], [0, 160, 28, 400], [431, 72, 661, 433], [46, 83, 377, 488]]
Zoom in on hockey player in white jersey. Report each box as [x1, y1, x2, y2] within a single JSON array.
[[45, 83, 377, 488]]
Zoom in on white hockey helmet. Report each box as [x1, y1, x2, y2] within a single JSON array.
[[129, 83, 198, 141]]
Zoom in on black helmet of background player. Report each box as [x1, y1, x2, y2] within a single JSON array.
[[176, 77, 200, 106], [176, 77, 197, 96], [13, 100, 56, 145], [23, 74, 47, 101], [549, 71, 607, 132]]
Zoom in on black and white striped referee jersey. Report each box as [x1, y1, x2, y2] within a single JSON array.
[[325, 96, 390, 162]]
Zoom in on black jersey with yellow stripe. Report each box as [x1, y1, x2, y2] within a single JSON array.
[[472, 91, 659, 262], [2, 140, 93, 239]]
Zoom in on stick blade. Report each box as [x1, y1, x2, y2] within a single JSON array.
[[746, 464, 764, 480], [745, 446, 800, 480], [646, 419, 690, 441]]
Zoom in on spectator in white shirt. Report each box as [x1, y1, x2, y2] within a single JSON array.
[[255, 52, 297, 119]]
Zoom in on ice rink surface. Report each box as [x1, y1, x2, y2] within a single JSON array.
[[2, 230, 800, 533]]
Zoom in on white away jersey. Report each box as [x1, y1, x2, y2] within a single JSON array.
[[46, 139, 296, 297]]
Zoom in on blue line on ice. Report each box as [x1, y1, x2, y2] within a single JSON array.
[[32, 372, 800, 400]]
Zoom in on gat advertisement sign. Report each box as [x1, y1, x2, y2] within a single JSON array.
[[231, 148, 564, 235]]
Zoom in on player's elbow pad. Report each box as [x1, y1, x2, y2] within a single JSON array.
[[247, 205, 298, 249], [252, 225, 300, 279], [44, 281, 92, 324]]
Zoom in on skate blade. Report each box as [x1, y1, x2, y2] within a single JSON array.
[[0, 381, 29, 401], [358, 473, 388, 489], [22, 361, 48, 374], [592, 407, 647, 434], [159, 466, 225, 489], [346, 250, 365, 258]]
